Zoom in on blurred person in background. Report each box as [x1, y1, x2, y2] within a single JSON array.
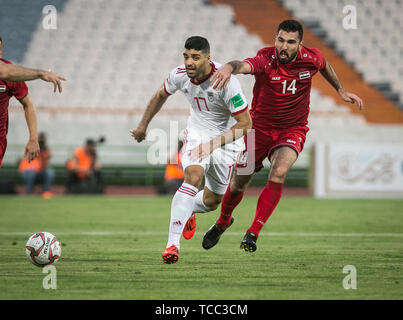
[[157, 140, 185, 195], [66, 138, 104, 193], [19, 132, 54, 198]]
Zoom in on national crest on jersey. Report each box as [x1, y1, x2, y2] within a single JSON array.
[[164, 61, 248, 139]]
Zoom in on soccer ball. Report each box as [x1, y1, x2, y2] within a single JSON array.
[[25, 232, 61, 267]]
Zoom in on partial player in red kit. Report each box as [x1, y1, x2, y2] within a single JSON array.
[[0, 35, 65, 168], [0, 37, 42, 167], [202, 20, 364, 252]]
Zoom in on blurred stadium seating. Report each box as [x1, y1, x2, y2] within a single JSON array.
[[2, 0, 403, 172], [281, 0, 403, 109], [0, 0, 69, 63]]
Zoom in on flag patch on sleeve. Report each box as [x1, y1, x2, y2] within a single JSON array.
[[230, 94, 244, 108]]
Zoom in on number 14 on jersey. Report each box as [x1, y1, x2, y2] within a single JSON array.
[[281, 79, 297, 94]]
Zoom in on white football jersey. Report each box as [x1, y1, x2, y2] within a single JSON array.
[[164, 61, 249, 139]]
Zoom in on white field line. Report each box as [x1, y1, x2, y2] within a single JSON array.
[[0, 231, 403, 238]]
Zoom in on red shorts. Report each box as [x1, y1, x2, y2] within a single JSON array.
[[0, 136, 6, 168], [236, 125, 309, 173]]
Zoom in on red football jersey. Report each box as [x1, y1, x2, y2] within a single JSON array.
[[0, 58, 28, 139], [244, 45, 326, 131]]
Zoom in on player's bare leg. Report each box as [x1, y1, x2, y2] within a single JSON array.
[[182, 187, 224, 240], [203, 171, 254, 249], [163, 165, 203, 264], [202, 186, 225, 210], [268, 146, 298, 183], [193, 185, 224, 213], [241, 146, 297, 252], [183, 186, 223, 240]]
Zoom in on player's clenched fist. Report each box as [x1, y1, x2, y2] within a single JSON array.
[[130, 126, 147, 142], [24, 140, 40, 162]]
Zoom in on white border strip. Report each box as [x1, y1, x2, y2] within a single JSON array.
[[0, 231, 402, 238]]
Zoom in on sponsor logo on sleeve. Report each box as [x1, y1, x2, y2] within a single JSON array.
[[230, 93, 245, 108]]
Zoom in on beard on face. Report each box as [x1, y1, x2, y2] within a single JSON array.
[[187, 62, 208, 79], [186, 67, 198, 78], [276, 48, 298, 64]]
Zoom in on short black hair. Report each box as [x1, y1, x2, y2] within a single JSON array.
[[184, 36, 210, 54], [277, 20, 303, 41], [0, 36, 2, 43]]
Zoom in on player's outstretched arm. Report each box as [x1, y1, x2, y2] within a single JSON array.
[[0, 61, 66, 93], [320, 60, 364, 110], [19, 94, 40, 162], [189, 108, 252, 162], [130, 83, 170, 143], [210, 61, 252, 90]]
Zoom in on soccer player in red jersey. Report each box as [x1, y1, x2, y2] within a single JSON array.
[[202, 20, 364, 252], [0, 36, 64, 168]]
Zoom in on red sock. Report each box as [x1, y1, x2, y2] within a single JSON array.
[[217, 186, 244, 229], [247, 181, 283, 237]]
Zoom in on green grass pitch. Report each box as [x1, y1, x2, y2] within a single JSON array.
[[0, 195, 402, 300]]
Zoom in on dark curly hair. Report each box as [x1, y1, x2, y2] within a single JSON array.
[[277, 20, 303, 41]]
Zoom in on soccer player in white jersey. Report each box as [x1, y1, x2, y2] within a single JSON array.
[[131, 36, 252, 264]]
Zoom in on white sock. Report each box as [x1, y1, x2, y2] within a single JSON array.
[[193, 190, 210, 214], [166, 182, 198, 250]]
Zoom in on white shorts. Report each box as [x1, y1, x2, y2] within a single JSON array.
[[181, 128, 245, 195]]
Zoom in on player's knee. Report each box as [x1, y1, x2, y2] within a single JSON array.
[[269, 165, 288, 182], [204, 196, 221, 210], [230, 180, 248, 194], [184, 166, 204, 189], [184, 174, 202, 189]]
